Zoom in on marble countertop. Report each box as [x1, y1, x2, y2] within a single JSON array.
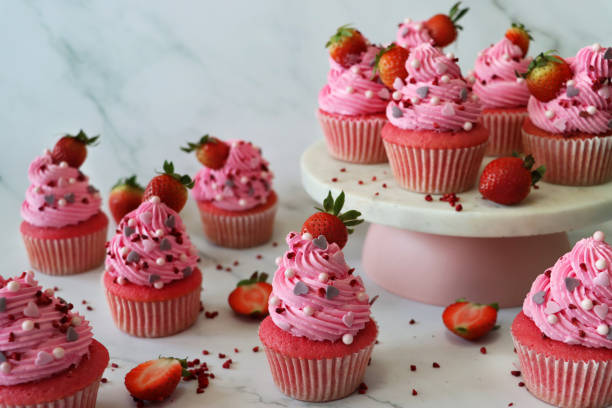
[[1, 1, 612, 406]]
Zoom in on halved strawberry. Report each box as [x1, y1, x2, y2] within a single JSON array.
[[326, 24, 368, 68], [505, 23, 532, 57], [424, 2, 469, 47], [442, 298, 499, 341], [181, 134, 230, 169], [125, 357, 190, 402], [520, 50, 572, 102], [228, 272, 272, 318], [108, 175, 144, 223], [301, 191, 364, 249], [51, 130, 99, 168], [374, 44, 410, 89], [143, 161, 194, 212]]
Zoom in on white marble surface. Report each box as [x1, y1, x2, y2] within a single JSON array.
[[1, 1, 612, 406]]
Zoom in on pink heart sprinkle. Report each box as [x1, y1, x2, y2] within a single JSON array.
[[139, 212, 152, 225], [142, 240, 156, 253], [23, 301, 39, 318], [544, 301, 562, 314], [594, 304, 609, 320], [35, 351, 53, 366], [594, 272, 610, 287], [342, 312, 354, 327], [441, 103, 455, 117]]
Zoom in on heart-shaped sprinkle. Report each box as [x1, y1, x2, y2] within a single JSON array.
[[293, 281, 309, 296], [378, 88, 390, 100], [565, 277, 581, 292], [64, 193, 75, 203], [44, 195, 55, 205], [149, 274, 161, 284], [459, 88, 468, 101], [326, 285, 340, 300], [441, 103, 455, 117], [35, 351, 53, 366], [532, 291, 546, 305], [313, 235, 328, 250], [416, 86, 429, 98], [165, 215, 176, 229], [0, 298, 6, 313], [544, 301, 562, 314], [87, 185, 98, 194], [247, 186, 255, 196], [0, 352, 6, 363], [435, 62, 448, 74], [393, 77, 405, 90], [159, 238, 172, 251], [23, 301, 39, 318], [595, 304, 609, 320], [604, 48, 612, 60], [594, 272, 610, 287], [126, 251, 140, 263], [224, 179, 235, 188], [609, 119, 612, 129], [391, 105, 403, 118], [342, 312, 354, 327], [140, 212, 152, 225], [124, 226, 135, 237], [182, 267, 192, 277], [66, 327, 79, 342], [566, 85, 579, 98], [142, 239, 156, 252]]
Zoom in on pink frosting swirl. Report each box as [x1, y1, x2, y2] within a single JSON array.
[[192, 140, 273, 211], [396, 19, 434, 49], [524, 231, 612, 348], [21, 151, 102, 228], [0, 271, 93, 385], [105, 197, 199, 288], [527, 45, 612, 134], [472, 38, 531, 109], [318, 46, 389, 116], [268, 232, 372, 343], [387, 43, 482, 131]]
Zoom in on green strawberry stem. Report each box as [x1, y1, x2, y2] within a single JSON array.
[[520, 50, 565, 78], [372, 43, 395, 76], [514, 153, 546, 186], [158, 356, 191, 379], [511, 22, 533, 40], [112, 175, 144, 191], [448, 2, 469, 30], [325, 24, 356, 48], [180, 134, 216, 153], [70, 129, 99, 146], [237, 271, 269, 287], [454, 297, 499, 311], [315, 191, 364, 234], [158, 160, 195, 189]]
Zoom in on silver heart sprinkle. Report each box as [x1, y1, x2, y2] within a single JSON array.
[[459, 87, 468, 101], [566, 85, 579, 98], [0, 297, 6, 313], [565, 277, 581, 292], [0, 352, 5, 363], [326, 285, 340, 300], [293, 281, 309, 296], [416, 86, 429, 98], [159, 238, 172, 251], [604, 48, 612, 60], [126, 251, 140, 263], [313, 235, 328, 250], [64, 193, 75, 203], [391, 105, 403, 118], [608, 119, 612, 129], [532, 291, 546, 305], [225, 179, 235, 188], [124, 226, 135, 237], [182, 267, 192, 277], [66, 327, 79, 342], [44, 195, 55, 205], [165, 215, 175, 229], [149, 274, 161, 284]]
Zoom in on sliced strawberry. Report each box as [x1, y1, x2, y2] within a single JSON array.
[[125, 357, 190, 401], [505, 23, 532, 57], [143, 161, 194, 212], [479, 154, 545, 205], [181, 134, 230, 169], [520, 51, 572, 102], [51, 130, 99, 168], [326, 24, 368, 68], [374, 44, 409, 89], [425, 2, 469, 47], [442, 299, 499, 341], [108, 175, 144, 223], [228, 272, 272, 318]]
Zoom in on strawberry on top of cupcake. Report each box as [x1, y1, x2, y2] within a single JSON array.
[[396, 2, 469, 49]]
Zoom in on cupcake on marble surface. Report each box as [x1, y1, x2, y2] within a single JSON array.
[[188, 136, 277, 249], [20, 131, 109, 275], [471, 24, 532, 156], [396, 2, 469, 49], [382, 43, 487, 194], [522, 44, 612, 185], [0, 271, 109, 408], [318, 25, 389, 164], [103, 162, 202, 337], [512, 230, 612, 408]]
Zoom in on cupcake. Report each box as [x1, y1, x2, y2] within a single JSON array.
[[103, 161, 202, 337], [20, 132, 108, 275], [318, 25, 389, 164], [382, 43, 487, 194], [522, 44, 612, 185], [472, 24, 532, 156], [189, 137, 277, 248], [0, 271, 109, 408], [512, 230, 612, 407], [396, 2, 469, 49], [259, 232, 377, 402]]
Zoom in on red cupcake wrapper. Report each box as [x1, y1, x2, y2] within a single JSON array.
[[104, 286, 201, 338], [481, 110, 527, 156], [317, 111, 387, 164], [0, 378, 101, 408], [513, 335, 612, 408], [21, 226, 107, 276], [522, 130, 612, 186], [383, 140, 487, 194], [197, 201, 277, 249], [263, 342, 374, 402]]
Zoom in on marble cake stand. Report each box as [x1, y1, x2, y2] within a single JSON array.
[[301, 140, 612, 307]]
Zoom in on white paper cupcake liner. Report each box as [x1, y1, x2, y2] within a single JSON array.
[[481, 109, 527, 156], [0, 377, 101, 408]]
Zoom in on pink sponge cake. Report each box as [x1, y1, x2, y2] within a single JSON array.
[[103, 196, 202, 337], [20, 138, 108, 275], [0, 271, 109, 407], [512, 230, 612, 408], [259, 232, 377, 402]]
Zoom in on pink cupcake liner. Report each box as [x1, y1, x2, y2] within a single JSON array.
[[317, 111, 387, 164], [263, 342, 374, 402], [198, 201, 277, 249], [383, 140, 487, 194], [104, 287, 201, 338], [513, 336, 612, 408], [0, 378, 101, 408], [21, 227, 107, 276], [522, 130, 612, 186], [481, 110, 527, 156]]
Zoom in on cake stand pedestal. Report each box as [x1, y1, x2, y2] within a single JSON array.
[[301, 140, 612, 307]]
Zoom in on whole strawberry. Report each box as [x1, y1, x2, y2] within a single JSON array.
[[424, 2, 469, 47], [442, 298, 499, 341], [181, 134, 230, 169], [505, 23, 532, 57], [143, 161, 194, 212], [228, 272, 272, 318], [301, 191, 363, 249], [521, 51, 572, 102], [108, 175, 144, 223], [125, 357, 190, 402], [479, 154, 545, 205], [51, 130, 99, 168], [326, 24, 368, 68], [374, 44, 409, 89]]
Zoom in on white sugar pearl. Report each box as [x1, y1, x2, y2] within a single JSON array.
[[440, 75, 450, 84], [275, 257, 282, 266], [471, 94, 479, 101], [592, 43, 603, 51], [21, 320, 34, 331], [342, 334, 354, 345], [68, 178, 76, 184], [503, 53, 510, 61], [445, 52, 455, 59], [154, 281, 164, 289], [598, 324, 610, 335], [594, 231, 606, 241], [240, 176, 249, 184], [345, 86, 354, 94], [365, 90, 373, 99], [128, 219, 136, 227], [71, 316, 82, 326], [350, 66, 360, 74], [180, 253, 188, 262], [285, 268, 295, 279], [392, 91, 402, 100], [120, 247, 129, 257], [210, 182, 218, 189], [156, 257, 165, 266], [301, 233, 313, 241], [414, 23, 422, 30], [356, 292, 368, 302], [586, 105, 597, 115], [596, 259, 608, 270], [269, 296, 280, 306], [545, 110, 555, 119], [155, 229, 165, 238], [566, 79, 575, 87], [0, 362, 11, 374], [430, 96, 440, 105], [411, 96, 420, 104], [59, 161, 68, 168], [149, 196, 160, 204], [57, 198, 67, 207], [215, 194, 223, 201], [318, 273, 329, 283], [411, 59, 420, 69], [516, 77, 525, 84], [34, 186, 42, 194], [238, 199, 247, 207], [581, 299, 594, 311], [547, 314, 558, 324], [303, 306, 314, 316], [52, 347, 65, 359], [117, 276, 126, 286], [404, 17, 412, 24], [7, 281, 20, 292], [463, 122, 473, 131]]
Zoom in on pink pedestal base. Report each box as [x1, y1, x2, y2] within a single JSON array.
[[362, 224, 570, 308]]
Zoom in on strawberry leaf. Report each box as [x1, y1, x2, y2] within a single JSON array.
[[158, 161, 194, 189], [333, 191, 345, 215], [71, 130, 100, 146], [326, 24, 356, 48], [112, 175, 143, 191], [180, 134, 215, 153]]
